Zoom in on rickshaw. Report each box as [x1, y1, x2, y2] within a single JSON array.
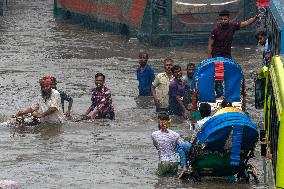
[[188, 110, 259, 183], [0, 113, 40, 128], [186, 57, 259, 183], [191, 57, 245, 112]]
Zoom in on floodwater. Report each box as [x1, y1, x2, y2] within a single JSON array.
[[0, 0, 265, 188]]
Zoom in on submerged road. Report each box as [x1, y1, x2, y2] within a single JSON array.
[[0, 0, 264, 188]]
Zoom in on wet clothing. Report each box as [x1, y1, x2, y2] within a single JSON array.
[[176, 140, 192, 168], [168, 79, 186, 116], [152, 129, 182, 162], [157, 162, 178, 177], [210, 23, 240, 58], [152, 72, 173, 110], [31, 89, 64, 123], [89, 86, 114, 120], [190, 116, 211, 143], [58, 89, 73, 113], [137, 64, 155, 96], [182, 75, 193, 109], [262, 38, 272, 66]]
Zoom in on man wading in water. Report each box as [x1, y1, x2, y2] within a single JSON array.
[[151, 58, 173, 112], [136, 52, 155, 96], [16, 76, 64, 124], [82, 73, 115, 120]]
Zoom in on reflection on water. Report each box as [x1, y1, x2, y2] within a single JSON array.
[[0, 0, 264, 188]]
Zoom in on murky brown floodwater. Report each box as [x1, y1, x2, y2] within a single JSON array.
[[0, 1, 265, 188]]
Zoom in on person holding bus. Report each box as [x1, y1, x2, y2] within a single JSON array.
[[208, 9, 262, 59]]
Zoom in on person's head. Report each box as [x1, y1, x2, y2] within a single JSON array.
[[218, 10, 230, 28], [0, 180, 19, 189], [39, 75, 53, 99], [221, 99, 232, 108], [186, 63, 195, 78], [171, 65, 182, 80], [50, 76, 57, 89], [163, 58, 173, 74], [255, 30, 267, 46], [199, 103, 211, 118], [95, 73, 105, 88], [139, 52, 149, 68], [158, 112, 170, 131]]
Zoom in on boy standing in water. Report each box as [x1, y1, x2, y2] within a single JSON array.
[[136, 52, 155, 96], [152, 113, 181, 176]]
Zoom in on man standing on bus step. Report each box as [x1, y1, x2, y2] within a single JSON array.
[[208, 9, 262, 59]]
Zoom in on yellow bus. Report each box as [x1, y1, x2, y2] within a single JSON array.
[[256, 56, 284, 188]]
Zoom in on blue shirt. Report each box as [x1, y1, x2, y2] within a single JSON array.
[[136, 64, 155, 96], [168, 79, 186, 116]]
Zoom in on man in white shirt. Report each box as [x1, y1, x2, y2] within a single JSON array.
[[151, 113, 182, 176], [17, 76, 64, 124], [190, 103, 211, 143]]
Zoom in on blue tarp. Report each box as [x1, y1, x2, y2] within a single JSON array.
[[196, 112, 259, 166], [191, 57, 244, 102]]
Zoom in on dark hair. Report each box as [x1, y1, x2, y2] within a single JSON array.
[[95, 73, 105, 80], [163, 58, 174, 63], [158, 112, 169, 120], [219, 9, 230, 17], [199, 103, 211, 118], [187, 63, 195, 69], [158, 112, 169, 129], [139, 52, 149, 59], [221, 100, 232, 108], [171, 65, 181, 74], [255, 30, 267, 39], [51, 77, 57, 84]]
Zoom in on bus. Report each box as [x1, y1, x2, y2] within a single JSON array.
[[255, 0, 284, 188], [53, 0, 257, 46]]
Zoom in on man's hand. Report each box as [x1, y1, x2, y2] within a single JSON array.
[[178, 167, 188, 179], [64, 110, 71, 117], [16, 111, 25, 117], [154, 99, 161, 107], [32, 112, 44, 118], [183, 110, 190, 119], [81, 114, 90, 120]]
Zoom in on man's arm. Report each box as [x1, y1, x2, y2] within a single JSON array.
[[151, 85, 160, 106], [151, 134, 158, 149], [151, 77, 161, 106], [240, 14, 260, 28], [33, 107, 57, 118], [17, 107, 34, 116], [176, 96, 189, 117], [66, 99, 73, 116], [83, 105, 94, 117], [61, 91, 73, 116], [208, 37, 214, 58]]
